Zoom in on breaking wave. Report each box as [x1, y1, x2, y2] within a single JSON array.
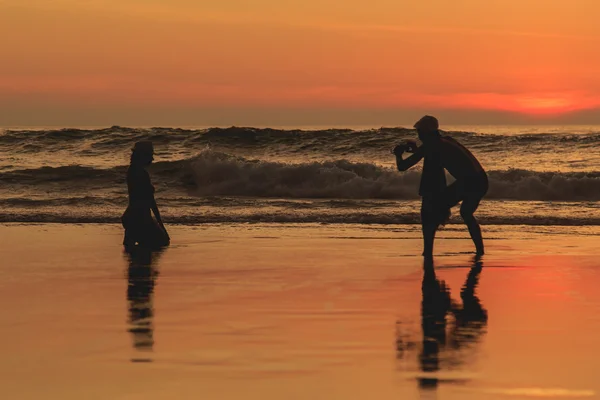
[[4, 150, 600, 201]]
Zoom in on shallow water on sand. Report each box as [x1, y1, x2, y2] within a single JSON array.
[[1, 223, 600, 399]]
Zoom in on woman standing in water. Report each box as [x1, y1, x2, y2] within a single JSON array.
[[122, 141, 170, 249]]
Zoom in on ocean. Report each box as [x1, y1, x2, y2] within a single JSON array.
[[3, 124, 600, 226]]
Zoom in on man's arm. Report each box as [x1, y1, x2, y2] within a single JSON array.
[[394, 145, 424, 171]]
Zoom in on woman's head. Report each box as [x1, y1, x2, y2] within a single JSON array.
[[130, 141, 154, 166]]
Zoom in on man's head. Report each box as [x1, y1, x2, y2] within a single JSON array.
[[413, 115, 439, 142]]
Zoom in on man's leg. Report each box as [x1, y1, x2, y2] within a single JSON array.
[[421, 199, 442, 258], [421, 180, 465, 257], [422, 221, 438, 258], [460, 194, 485, 255]]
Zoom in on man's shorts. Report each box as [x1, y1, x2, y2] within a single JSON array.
[[442, 175, 489, 212], [421, 175, 488, 225]]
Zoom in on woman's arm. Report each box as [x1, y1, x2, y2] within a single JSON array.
[[151, 197, 163, 225], [151, 198, 170, 239], [145, 169, 169, 239]]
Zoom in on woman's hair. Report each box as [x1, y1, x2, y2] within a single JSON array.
[[130, 141, 154, 165]]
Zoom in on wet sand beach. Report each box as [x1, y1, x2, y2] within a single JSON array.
[[1, 223, 600, 399]]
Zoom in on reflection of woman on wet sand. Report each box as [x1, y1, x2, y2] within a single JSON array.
[[125, 247, 162, 362], [122, 141, 170, 249]]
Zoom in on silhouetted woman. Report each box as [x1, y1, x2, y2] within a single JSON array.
[[122, 141, 170, 249]]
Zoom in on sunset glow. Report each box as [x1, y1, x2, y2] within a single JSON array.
[[2, 0, 600, 125]]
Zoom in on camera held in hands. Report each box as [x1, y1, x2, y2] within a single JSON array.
[[391, 140, 418, 155]]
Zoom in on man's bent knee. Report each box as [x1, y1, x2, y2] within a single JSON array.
[[460, 208, 476, 222]]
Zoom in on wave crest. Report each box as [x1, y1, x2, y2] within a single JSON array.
[[5, 150, 600, 201], [6, 126, 600, 155], [184, 151, 420, 199], [183, 151, 600, 201]]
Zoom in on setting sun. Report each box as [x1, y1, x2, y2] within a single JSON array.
[[516, 96, 577, 114], [2, 0, 600, 125]]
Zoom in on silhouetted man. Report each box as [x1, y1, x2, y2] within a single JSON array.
[[393, 116, 488, 257]]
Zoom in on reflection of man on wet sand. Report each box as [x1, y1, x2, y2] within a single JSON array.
[[449, 260, 487, 347], [418, 258, 452, 388], [393, 116, 488, 257], [396, 257, 488, 390]]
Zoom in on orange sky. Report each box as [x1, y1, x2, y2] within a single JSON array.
[[2, 0, 600, 126]]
